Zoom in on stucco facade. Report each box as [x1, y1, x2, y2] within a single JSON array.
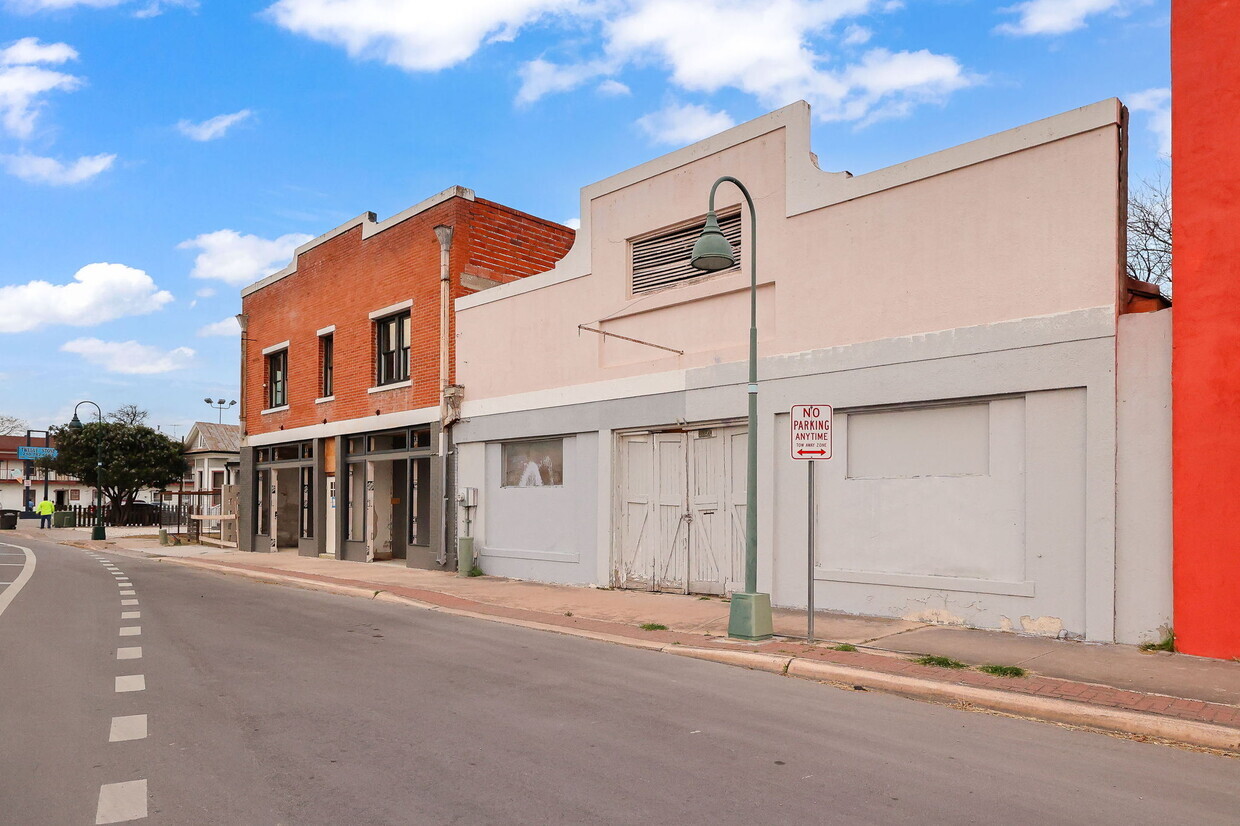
[[1170, 0, 1240, 659], [453, 100, 1173, 644]]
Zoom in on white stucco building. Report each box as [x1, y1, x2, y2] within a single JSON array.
[[451, 100, 1172, 645]]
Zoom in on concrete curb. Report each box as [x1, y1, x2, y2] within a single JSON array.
[[159, 556, 382, 602], [153, 555, 1240, 754], [784, 658, 1240, 754], [666, 646, 792, 674]]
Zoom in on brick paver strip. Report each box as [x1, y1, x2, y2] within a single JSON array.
[[187, 558, 1240, 732]]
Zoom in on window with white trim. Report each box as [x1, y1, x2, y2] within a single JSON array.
[[266, 348, 288, 408], [376, 311, 410, 386]]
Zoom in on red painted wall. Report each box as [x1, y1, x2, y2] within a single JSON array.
[[241, 194, 573, 437], [1171, 0, 1240, 658]]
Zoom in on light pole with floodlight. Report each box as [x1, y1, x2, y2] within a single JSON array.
[[204, 398, 237, 424], [68, 401, 106, 541], [690, 175, 773, 641]]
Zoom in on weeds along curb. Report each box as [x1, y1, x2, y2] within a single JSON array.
[[784, 658, 1240, 754], [158, 556, 1240, 755]]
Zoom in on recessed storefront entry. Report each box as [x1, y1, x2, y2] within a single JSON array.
[[615, 425, 747, 594]]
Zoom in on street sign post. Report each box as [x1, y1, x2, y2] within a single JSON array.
[[790, 405, 832, 643]]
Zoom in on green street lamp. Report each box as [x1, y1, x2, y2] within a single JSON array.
[[69, 401, 106, 541], [691, 176, 773, 641]]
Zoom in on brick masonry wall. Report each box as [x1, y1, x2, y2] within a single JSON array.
[[241, 194, 574, 438]]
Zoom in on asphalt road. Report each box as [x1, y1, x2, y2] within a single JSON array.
[[1, 534, 1237, 826]]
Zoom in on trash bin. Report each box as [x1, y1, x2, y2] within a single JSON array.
[[0, 509, 18, 530], [52, 511, 77, 528]]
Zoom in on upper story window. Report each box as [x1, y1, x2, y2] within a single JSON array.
[[630, 209, 742, 295], [320, 333, 334, 397], [376, 311, 410, 386], [267, 348, 288, 408]]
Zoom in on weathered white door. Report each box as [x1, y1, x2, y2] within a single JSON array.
[[616, 433, 655, 590], [651, 433, 688, 593], [616, 427, 744, 594], [686, 426, 746, 594]]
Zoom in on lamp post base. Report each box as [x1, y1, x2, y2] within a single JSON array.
[[92, 526, 106, 541], [727, 591, 774, 640]]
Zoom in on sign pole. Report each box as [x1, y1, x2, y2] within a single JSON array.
[[807, 459, 815, 644], [790, 404, 831, 645]]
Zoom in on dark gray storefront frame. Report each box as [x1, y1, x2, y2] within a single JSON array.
[[241, 423, 446, 568]]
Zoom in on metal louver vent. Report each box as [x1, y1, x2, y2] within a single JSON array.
[[631, 210, 741, 295]]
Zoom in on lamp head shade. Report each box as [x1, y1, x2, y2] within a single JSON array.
[[690, 211, 736, 272], [68, 413, 83, 431]]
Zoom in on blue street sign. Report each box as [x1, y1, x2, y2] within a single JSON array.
[[17, 446, 58, 460]]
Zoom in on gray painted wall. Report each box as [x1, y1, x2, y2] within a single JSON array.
[[451, 308, 1168, 642], [1115, 309, 1174, 644], [472, 433, 600, 585]]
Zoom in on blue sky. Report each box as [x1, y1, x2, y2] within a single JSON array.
[[0, 0, 1169, 436]]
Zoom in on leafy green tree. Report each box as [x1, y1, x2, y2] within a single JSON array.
[[41, 421, 186, 524]]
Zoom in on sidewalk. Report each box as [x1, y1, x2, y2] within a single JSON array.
[[18, 527, 1240, 753]]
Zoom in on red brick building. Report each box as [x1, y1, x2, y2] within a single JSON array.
[[239, 186, 574, 566]]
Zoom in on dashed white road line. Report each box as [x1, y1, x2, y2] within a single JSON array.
[[121, 611, 140, 619], [121, 599, 139, 606], [114, 675, 145, 693], [119, 626, 141, 636], [108, 715, 147, 743], [95, 779, 147, 824], [0, 542, 35, 620], [117, 647, 142, 660], [120, 590, 136, 596]]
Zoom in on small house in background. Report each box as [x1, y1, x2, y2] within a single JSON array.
[[182, 422, 241, 499]]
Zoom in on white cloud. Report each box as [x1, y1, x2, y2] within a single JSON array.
[[195, 287, 216, 298], [265, 0, 586, 71], [6, 0, 195, 13], [176, 109, 253, 141], [266, 1, 973, 127], [996, 0, 1127, 36], [0, 39, 82, 138], [0, 37, 78, 65], [516, 58, 604, 105], [1128, 87, 1170, 156], [637, 102, 735, 145], [562, 217, 581, 229], [596, 78, 630, 96], [61, 338, 195, 374], [521, 1, 971, 124], [2, 152, 115, 184], [837, 48, 972, 124], [0, 262, 173, 333], [198, 316, 241, 337], [842, 24, 871, 45], [178, 229, 313, 286], [8, 0, 127, 9]]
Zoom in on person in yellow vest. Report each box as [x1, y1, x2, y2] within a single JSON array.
[[35, 498, 54, 529]]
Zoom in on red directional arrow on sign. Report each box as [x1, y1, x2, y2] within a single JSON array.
[[797, 449, 827, 456]]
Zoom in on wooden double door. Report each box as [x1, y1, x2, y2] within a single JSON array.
[[615, 426, 747, 595]]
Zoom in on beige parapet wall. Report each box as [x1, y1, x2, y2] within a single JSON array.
[[448, 99, 1167, 645], [455, 99, 1122, 405]]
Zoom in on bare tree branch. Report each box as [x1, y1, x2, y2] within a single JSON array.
[[0, 415, 27, 436], [107, 404, 150, 427], [1127, 162, 1172, 295]]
